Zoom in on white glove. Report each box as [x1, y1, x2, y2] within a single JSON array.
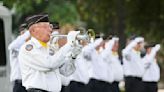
[[67, 31, 80, 45], [134, 37, 144, 43], [154, 44, 160, 51], [112, 37, 119, 41], [105, 39, 115, 51], [93, 38, 103, 48]]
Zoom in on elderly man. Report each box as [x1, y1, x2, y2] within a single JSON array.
[[102, 37, 123, 92], [18, 14, 80, 92]]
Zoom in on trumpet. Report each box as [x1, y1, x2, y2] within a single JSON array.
[[50, 29, 95, 42]]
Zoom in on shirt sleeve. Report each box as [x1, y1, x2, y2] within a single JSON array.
[[82, 44, 95, 61], [143, 46, 159, 64], [122, 40, 137, 56], [8, 31, 30, 51], [19, 43, 73, 72]]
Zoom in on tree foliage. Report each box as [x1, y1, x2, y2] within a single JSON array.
[[3, 0, 79, 33]]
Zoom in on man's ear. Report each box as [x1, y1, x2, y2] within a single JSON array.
[[29, 28, 35, 39]]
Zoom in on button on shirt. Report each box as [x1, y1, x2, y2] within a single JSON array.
[[18, 37, 73, 92]]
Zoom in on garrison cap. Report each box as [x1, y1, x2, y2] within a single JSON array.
[[19, 23, 27, 32], [26, 14, 49, 29]]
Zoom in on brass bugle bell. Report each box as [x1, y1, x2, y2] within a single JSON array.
[[50, 28, 95, 42]]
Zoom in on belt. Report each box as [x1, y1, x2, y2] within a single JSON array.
[[125, 76, 142, 81], [27, 88, 48, 92], [14, 79, 22, 84]]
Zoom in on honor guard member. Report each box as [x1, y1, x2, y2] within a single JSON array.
[[18, 14, 80, 92], [142, 43, 160, 92], [87, 38, 110, 92], [60, 42, 82, 92], [68, 40, 91, 92], [122, 36, 145, 92], [8, 23, 30, 92], [50, 22, 70, 92], [103, 37, 123, 92]]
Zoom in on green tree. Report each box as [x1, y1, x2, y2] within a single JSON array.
[[3, 0, 80, 33]]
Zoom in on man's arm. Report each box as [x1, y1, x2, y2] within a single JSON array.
[[122, 37, 144, 55], [19, 43, 73, 72], [19, 31, 80, 72], [8, 31, 30, 51]]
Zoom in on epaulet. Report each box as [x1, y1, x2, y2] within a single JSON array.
[[25, 44, 33, 51]]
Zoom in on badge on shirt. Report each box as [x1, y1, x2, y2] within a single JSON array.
[[12, 50, 19, 57], [25, 44, 33, 51]]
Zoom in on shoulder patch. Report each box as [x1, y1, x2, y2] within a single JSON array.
[[25, 44, 33, 51]]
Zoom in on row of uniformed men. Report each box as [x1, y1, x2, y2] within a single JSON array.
[[8, 14, 161, 92], [59, 35, 161, 92]]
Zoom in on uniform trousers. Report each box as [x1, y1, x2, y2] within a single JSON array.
[[111, 81, 120, 92], [87, 78, 112, 92], [13, 80, 27, 92], [60, 85, 70, 92], [142, 82, 158, 92], [125, 76, 144, 92], [69, 81, 89, 92]]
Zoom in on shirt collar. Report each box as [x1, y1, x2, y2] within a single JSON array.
[[112, 51, 118, 56], [132, 49, 140, 54], [31, 37, 43, 48]]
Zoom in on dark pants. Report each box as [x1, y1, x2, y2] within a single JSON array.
[[61, 85, 69, 92], [111, 81, 120, 92], [143, 82, 158, 92], [13, 80, 27, 92], [125, 76, 144, 92], [27, 88, 48, 92], [69, 81, 89, 92], [87, 79, 112, 92]]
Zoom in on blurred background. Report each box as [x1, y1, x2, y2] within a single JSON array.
[[0, 0, 164, 92]]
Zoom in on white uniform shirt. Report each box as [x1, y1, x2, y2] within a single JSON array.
[[83, 44, 109, 82], [8, 31, 30, 82], [18, 37, 74, 92], [100, 51, 114, 83], [71, 52, 91, 84], [109, 52, 123, 82], [142, 46, 160, 82], [60, 74, 71, 86], [122, 40, 144, 77]]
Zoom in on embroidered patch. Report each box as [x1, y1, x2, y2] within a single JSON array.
[[25, 44, 33, 51]]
